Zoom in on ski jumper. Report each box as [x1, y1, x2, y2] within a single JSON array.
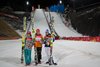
[[24, 35, 33, 65], [44, 34, 53, 62], [34, 33, 43, 63]]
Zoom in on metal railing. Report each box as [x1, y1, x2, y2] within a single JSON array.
[[42, 9, 59, 37]]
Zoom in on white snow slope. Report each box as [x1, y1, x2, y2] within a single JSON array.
[[50, 12, 82, 37], [0, 10, 100, 67], [34, 9, 50, 36]]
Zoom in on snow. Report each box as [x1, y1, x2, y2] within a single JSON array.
[[0, 9, 100, 67], [53, 40, 100, 67], [50, 12, 82, 37], [14, 11, 26, 14], [0, 39, 100, 67], [34, 9, 50, 36], [0, 40, 21, 67]]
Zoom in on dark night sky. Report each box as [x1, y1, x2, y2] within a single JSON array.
[[0, 0, 99, 11], [0, 0, 59, 11]]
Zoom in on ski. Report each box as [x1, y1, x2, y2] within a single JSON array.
[[34, 48, 38, 65], [48, 47, 57, 65], [23, 16, 27, 32], [48, 55, 57, 65], [21, 16, 27, 63], [21, 46, 23, 63], [31, 10, 35, 34]]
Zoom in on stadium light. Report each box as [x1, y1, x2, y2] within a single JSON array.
[[59, 0, 62, 4], [26, 1, 29, 5]]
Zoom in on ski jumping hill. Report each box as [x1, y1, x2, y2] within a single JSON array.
[[34, 9, 50, 36], [50, 12, 82, 37], [33, 9, 82, 37]]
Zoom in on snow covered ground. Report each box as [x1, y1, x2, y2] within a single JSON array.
[[0, 39, 100, 67], [0, 9, 100, 67], [53, 40, 100, 67]]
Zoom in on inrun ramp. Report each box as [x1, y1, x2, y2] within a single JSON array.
[[33, 9, 50, 36]]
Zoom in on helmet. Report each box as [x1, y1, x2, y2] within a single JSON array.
[[45, 29, 49, 33], [36, 29, 40, 33], [27, 31, 31, 34]]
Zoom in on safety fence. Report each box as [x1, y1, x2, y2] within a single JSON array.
[[55, 36, 100, 42]]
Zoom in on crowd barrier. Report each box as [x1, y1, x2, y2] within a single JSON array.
[[55, 36, 100, 42]]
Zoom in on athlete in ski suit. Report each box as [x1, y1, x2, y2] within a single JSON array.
[[44, 29, 53, 64], [24, 31, 33, 66], [44, 29, 57, 65], [33, 29, 44, 64]]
